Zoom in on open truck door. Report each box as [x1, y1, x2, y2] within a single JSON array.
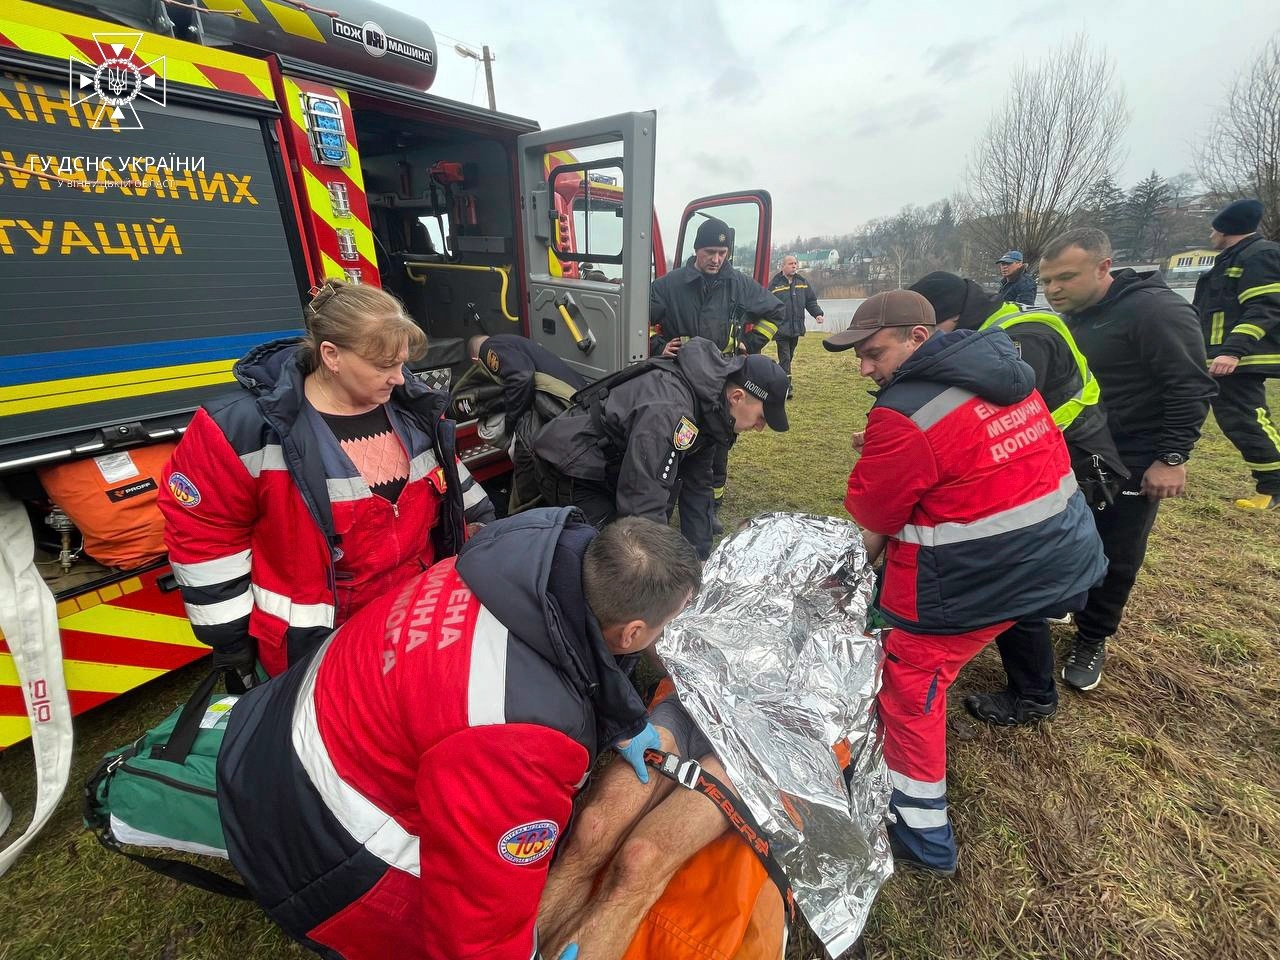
[[517, 112, 656, 380], [671, 191, 774, 285]]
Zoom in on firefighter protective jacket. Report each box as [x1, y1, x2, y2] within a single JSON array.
[[217, 508, 648, 960], [845, 328, 1107, 634], [1195, 234, 1280, 376], [767, 270, 824, 338], [159, 339, 494, 677], [649, 262, 783, 355], [531, 338, 740, 524]]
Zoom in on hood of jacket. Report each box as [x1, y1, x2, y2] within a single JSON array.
[[456, 507, 647, 746], [672, 337, 743, 443], [889, 327, 1035, 407]]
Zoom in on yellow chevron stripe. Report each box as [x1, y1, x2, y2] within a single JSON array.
[[4, 1, 273, 100], [262, 0, 325, 42], [202, 0, 260, 24], [0, 653, 166, 693], [60, 605, 202, 648], [0, 715, 35, 747], [53, 576, 142, 621], [0, 359, 235, 416], [303, 167, 377, 263], [320, 251, 353, 282]]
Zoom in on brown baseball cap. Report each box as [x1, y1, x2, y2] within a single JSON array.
[[822, 290, 936, 352]]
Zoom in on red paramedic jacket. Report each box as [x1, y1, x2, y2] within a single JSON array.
[[847, 329, 1107, 634], [159, 339, 494, 676], [217, 508, 649, 960]]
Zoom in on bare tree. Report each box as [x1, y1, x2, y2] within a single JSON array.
[[964, 35, 1128, 265], [1197, 34, 1280, 238]]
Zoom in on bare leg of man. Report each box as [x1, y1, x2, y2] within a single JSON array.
[[538, 727, 680, 951], [556, 754, 733, 960]]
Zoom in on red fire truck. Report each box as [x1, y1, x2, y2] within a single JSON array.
[[0, 0, 775, 749]]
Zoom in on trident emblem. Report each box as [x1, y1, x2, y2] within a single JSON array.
[[69, 33, 166, 131]]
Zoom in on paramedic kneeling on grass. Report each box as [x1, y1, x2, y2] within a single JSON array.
[[825, 291, 1106, 875], [216, 509, 700, 960]]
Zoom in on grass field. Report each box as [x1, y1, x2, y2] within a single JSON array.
[[1, 337, 1278, 960]]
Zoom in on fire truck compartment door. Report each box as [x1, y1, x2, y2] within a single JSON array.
[[672, 191, 774, 286], [517, 112, 656, 380]]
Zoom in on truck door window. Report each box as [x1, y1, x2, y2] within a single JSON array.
[[677, 200, 762, 273], [544, 143, 627, 283]]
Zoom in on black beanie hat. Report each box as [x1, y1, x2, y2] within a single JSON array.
[[1211, 198, 1264, 235], [693, 217, 732, 250], [908, 271, 997, 331]]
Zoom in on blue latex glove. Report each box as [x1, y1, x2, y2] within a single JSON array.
[[614, 722, 660, 784], [556, 945, 579, 960]]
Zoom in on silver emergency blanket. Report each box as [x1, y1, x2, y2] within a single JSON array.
[[657, 512, 891, 957]]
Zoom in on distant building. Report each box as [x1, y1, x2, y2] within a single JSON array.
[[1167, 248, 1218, 282]]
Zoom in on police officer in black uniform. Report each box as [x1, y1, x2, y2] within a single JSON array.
[[1194, 198, 1280, 511], [649, 216, 785, 536], [530, 338, 789, 558], [463, 334, 589, 437]]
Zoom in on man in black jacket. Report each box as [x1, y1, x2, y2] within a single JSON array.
[[1036, 228, 1216, 692], [997, 250, 1037, 306], [649, 217, 786, 534], [1193, 198, 1280, 510], [530, 338, 789, 558], [908, 271, 1128, 723], [768, 254, 826, 396], [464, 335, 590, 436]]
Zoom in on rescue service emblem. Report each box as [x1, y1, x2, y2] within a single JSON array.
[[485, 349, 500, 373], [167, 472, 201, 508], [673, 417, 699, 451], [498, 820, 558, 865]]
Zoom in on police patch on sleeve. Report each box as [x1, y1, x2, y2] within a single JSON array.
[[485, 349, 500, 373], [498, 819, 558, 865], [673, 417, 699, 451]]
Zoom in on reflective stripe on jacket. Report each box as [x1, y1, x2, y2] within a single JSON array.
[[1194, 234, 1280, 375]]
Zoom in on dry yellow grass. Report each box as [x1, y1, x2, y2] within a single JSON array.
[[0, 337, 1277, 960]]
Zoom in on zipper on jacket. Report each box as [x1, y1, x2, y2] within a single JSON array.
[[121, 762, 219, 798]]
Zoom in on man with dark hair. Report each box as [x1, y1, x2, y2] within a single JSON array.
[[1038, 227, 1217, 692], [217, 509, 701, 960], [649, 216, 786, 534], [768, 254, 826, 397], [908, 271, 1127, 724], [531, 338, 789, 559], [825, 290, 1106, 875], [1194, 198, 1280, 510], [996, 249, 1037, 306]]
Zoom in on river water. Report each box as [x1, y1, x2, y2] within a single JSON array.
[[810, 288, 1196, 333]]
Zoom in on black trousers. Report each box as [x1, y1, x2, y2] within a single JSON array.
[[1212, 373, 1280, 495], [532, 457, 616, 530], [775, 335, 799, 376], [996, 474, 1160, 696]]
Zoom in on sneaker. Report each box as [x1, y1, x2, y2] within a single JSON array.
[[963, 689, 1056, 726], [1235, 492, 1280, 511], [1062, 637, 1105, 691], [888, 833, 956, 878]]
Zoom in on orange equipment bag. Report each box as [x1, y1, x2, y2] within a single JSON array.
[[38, 443, 177, 569]]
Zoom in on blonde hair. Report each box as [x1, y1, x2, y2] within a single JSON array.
[[296, 280, 427, 374]]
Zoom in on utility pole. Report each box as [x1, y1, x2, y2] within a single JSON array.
[[454, 43, 496, 111]]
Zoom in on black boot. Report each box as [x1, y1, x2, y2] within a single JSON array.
[[963, 689, 1056, 726]]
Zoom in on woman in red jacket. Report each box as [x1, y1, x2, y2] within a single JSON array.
[[159, 280, 494, 684]]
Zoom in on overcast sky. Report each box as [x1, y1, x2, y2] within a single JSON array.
[[403, 0, 1275, 245]]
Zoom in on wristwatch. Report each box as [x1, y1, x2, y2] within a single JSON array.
[[1157, 453, 1187, 466]]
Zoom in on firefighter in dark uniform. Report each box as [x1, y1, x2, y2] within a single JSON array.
[[908, 271, 1129, 725], [649, 216, 785, 536], [530, 338, 789, 558], [1194, 198, 1280, 510], [462, 334, 589, 437], [768, 254, 826, 397]]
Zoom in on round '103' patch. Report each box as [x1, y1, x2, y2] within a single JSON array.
[[167, 472, 202, 508], [497, 820, 558, 865]]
